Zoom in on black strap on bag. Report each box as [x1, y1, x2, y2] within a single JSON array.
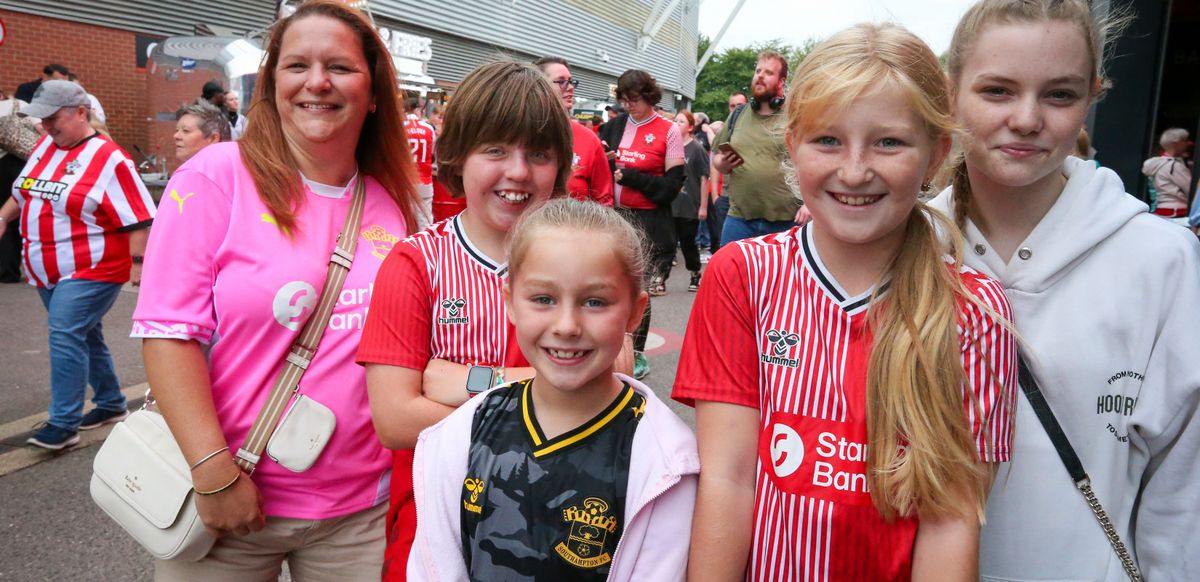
[[1016, 353, 1143, 582]]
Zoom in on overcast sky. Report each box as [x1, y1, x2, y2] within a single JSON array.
[[698, 0, 978, 57]]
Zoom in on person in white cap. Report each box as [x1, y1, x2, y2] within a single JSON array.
[[0, 79, 156, 450]]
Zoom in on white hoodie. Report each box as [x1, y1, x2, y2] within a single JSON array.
[[930, 157, 1200, 582]]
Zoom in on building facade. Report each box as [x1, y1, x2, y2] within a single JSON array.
[[0, 0, 700, 158]]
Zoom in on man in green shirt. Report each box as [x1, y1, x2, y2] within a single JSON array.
[[712, 51, 801, 244]]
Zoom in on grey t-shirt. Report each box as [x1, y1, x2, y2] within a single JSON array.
[[672, 140, 710, 219]]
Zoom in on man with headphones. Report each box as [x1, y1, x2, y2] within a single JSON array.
[[711, 50, 800, 244]]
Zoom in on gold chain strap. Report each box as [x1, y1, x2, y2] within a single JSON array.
[[1077, 479, 1143, 582]]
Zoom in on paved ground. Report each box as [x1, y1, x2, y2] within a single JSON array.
[[0, 256, 705, 581]]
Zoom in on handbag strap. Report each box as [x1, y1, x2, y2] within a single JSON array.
[[1016, 353, 1143, 582], [234, 177, 367, 472]]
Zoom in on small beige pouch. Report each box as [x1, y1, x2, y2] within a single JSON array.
[[266, 395, 336, 473]]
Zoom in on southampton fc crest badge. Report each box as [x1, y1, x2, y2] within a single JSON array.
[[554, 497, 619, 569], [64, 160, 83, 175]]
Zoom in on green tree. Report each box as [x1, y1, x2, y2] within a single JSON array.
[[693, 38, 816, 126]]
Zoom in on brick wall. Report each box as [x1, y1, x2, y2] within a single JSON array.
[[0, 10, 152, 156]]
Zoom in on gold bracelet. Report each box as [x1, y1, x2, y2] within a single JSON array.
[[193, 472, 240, 496]]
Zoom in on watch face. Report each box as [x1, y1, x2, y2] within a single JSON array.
[[466, 366, 494, 394]]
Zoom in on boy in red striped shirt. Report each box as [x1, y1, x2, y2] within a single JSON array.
[[357, 61, 574, 581]]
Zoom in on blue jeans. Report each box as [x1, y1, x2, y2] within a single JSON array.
[[695, 221, 711, 248], [708, 196, 730, 251], [36, 278, 126, 430], [721, 214, 795, 245]]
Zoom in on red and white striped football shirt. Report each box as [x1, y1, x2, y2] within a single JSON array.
[[404, 114, 436, 186], [674, 224, 1016, 582], [614, 114, 683, 210], [357, 214, 527, 371], [12, 134, 155, 288]]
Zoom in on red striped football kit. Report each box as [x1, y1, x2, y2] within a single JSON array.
[[357, 214, 528, 581], [674, 224, 1016, 581], [613, 114, 682, 209], [12, 134, 155, 288], [404, 114, 436, 185]]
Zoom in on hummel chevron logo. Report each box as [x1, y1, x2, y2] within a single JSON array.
[[766, 330, 800, 356]]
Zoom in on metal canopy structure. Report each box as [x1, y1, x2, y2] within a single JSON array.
[[639, 0, 684, 51], [696, 0, 748, 75]]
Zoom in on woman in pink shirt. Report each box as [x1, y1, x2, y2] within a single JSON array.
[[132, 1, 422, 578]]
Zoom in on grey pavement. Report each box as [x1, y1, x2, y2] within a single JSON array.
[[0, 255, 705, 580]]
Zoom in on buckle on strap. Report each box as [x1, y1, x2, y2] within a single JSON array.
[[330, 247, 354, 269], [286, 350, 311, 369], [235, 448, 261, 466]]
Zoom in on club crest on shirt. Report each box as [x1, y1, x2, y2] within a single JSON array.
[[438, 298, 469, 325], [462, 478, 485, 514], [554, 497, 618, 569], [761, 329, 800, 368], [360, 225, 400, 260], [64, 160, 83, 175], [643, 133, 656, 145]]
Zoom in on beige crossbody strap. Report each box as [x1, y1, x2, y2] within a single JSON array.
[[234, 177, 367, 472]]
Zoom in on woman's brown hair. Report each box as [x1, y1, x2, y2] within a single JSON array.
[[615, 69, 663, 107], [435, 61, 573, 199], [239, 0, 420, 234], [787, 22, 1013, 522]]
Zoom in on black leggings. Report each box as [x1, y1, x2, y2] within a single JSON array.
[[672, 217, 701, 275], [618, 206, 674, 352]]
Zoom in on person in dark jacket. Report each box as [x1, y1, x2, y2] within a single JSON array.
[[598, 69, 685, 379]]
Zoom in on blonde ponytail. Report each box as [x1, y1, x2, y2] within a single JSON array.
[[866, 204, 997, 522]]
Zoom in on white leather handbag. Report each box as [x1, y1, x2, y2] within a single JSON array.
[[90, 408, 215, 561]]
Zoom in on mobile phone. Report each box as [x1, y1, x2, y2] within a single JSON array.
[[465, 365, 495, 394], [717, 142, 739, 157]]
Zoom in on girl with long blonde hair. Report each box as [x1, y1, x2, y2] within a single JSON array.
[[674, 23, 1016, 581]]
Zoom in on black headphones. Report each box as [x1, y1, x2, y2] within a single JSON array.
[[750, 95, 786, 111]]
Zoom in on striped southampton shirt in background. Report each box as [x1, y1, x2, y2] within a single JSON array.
[[12, 134, 154, 288], [673, 224, 1016, 582], [613, 114, 682, 210], [357, 214, 527, 371]]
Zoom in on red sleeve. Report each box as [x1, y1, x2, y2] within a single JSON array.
[[357, 242, 434, 369], [108, 151, 156, 227], [672, 244, 761, 408], [957, 272, 1018, 462], [588, 136, 613, 206]]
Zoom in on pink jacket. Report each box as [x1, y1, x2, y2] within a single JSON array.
[[407, 374, 699, 581]]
